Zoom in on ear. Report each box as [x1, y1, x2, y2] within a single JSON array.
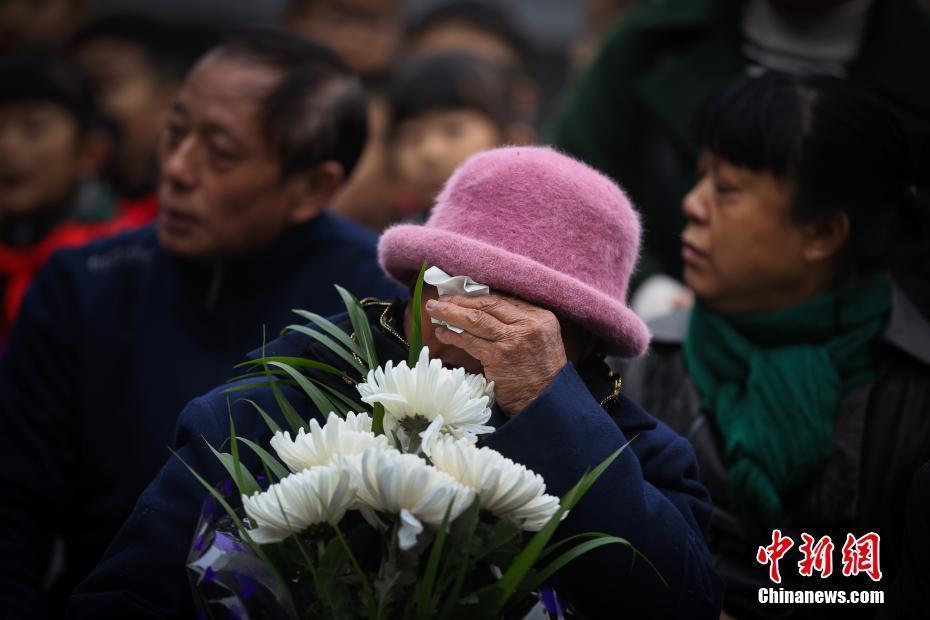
[[802, 212, 850, 263], [286, 161, 346, 224], [77, 129, 114, 177]]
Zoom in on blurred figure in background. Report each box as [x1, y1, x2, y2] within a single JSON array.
[[620, 73, 930, 620], [283, 0, 404, 80], [0, 54, 151, 348], [388, 52, 533, 221], [547, 0, 930, 319], [403, 0, 538, 137], [570, 0, 633, 69], [404, 0, 531, 68], [0, 0, 88, 54], [69, 14, 218, 209], [0, 31, 402, 618], [328, 0, 540, 231], [285, 0, 408, 233]]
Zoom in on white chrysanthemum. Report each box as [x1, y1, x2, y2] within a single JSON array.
[[429, 436, 562, 531], [242, 464, 355, 544], [348, 446, 476, 550], [356, 347, 495, 451], [270, 411, 388, 473]]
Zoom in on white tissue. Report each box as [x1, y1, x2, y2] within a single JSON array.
[[423, 266, 489, 333]]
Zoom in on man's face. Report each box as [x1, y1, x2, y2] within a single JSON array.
[[156, 53, 301, 260], [74, 37, 176, 188], [0, 101, 83, 217]]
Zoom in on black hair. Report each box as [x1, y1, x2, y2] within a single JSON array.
[[388, 51, 513, 137], [693, 72, 930, 275], [406, 1, 533, 70], [211, 28, 368, 179], [0, 53, 99, 133], [69, 14, 218, 84]]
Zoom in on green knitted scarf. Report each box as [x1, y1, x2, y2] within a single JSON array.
[[683, 275, 892, 525]]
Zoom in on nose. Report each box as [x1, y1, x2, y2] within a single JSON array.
[[159, 135, 197, 193], [419, 131, 447, 163], [682, 176, 710, 224]]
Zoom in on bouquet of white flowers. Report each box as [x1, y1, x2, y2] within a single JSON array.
[[182, 267, 656, 619]]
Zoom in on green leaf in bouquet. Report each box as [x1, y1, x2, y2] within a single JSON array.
[[170, 448, 279, 572], [408, 261, 428, 367], [228, 415, 260, 498], [266, 364, 307, 434], [415, 500, 455, 620], [310, 377, 367, 415], [436, 497, 481, 619], [268, 361, 341, 421], [236, 355, 355, 384], [474, 517, 524, 566], [204, 438, 260, 499], [525, 534, 667, 594], [221, 379, 298, 395], [237, 397, 282, 434], [335, 284, 378, 370], [314, 536, 357, 619], [372, 402, 385, 437], [489, 439, 634, 614], [235, 436, 290, 481], [291, 309, 366, 359], [226, 367, 289, 381], [333, 522, 377, 618], [283, 324, 368, 376]]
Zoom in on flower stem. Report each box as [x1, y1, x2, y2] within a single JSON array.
[[333, 522, 377, 619]]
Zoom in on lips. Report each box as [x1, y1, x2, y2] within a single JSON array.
[[158, 205, 202, 235], [681, 236, 709, 265]]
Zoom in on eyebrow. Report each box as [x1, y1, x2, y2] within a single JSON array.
[[167, 101, 246, 151], [202, 122, 246, 151]]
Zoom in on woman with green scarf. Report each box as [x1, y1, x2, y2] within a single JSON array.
[[620, 73, 930, 620]]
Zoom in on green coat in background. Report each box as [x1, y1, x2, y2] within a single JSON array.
[[545, 0, 930, 311]]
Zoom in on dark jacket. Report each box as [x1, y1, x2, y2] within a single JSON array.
[[70, 300, 725, 619], [0, 214, 404, 618], [617, 287, 930, 619], [545, 0, 930, 306]]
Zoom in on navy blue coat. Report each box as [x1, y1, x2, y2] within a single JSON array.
[[0, 214, 403, 618], [70, 301, 724, 619]]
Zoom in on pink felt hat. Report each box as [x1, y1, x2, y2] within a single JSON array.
[[378, 146, 650, 358]]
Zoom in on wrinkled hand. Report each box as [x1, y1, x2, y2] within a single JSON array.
[[426, 294, 567, 416]]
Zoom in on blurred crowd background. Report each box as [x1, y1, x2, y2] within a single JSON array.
[[2, 0, 929, 340], [0, 0, 639, 342]]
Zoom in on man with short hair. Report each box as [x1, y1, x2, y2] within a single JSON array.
[[0, 30, 403, 618]]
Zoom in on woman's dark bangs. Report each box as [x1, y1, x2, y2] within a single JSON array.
[[693, 76, 803, 177]]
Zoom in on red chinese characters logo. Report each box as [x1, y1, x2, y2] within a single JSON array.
[[756, 529, 794, 584], [757, 530, 881, 583], [841, 532, 882, 582], [798, 534, 834, 578]]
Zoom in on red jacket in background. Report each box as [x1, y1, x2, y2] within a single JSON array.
[[0, 193, 157, 342]]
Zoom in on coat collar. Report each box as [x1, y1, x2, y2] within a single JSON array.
[[646, 283, 930, 366]]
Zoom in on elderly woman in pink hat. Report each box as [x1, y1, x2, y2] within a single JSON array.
[[73, 146, 724, 618]]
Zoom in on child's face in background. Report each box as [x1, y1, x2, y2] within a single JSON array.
[[74, 37, 177, 191], [0, 101, 84, 217], [392, 108, 501, 203]]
